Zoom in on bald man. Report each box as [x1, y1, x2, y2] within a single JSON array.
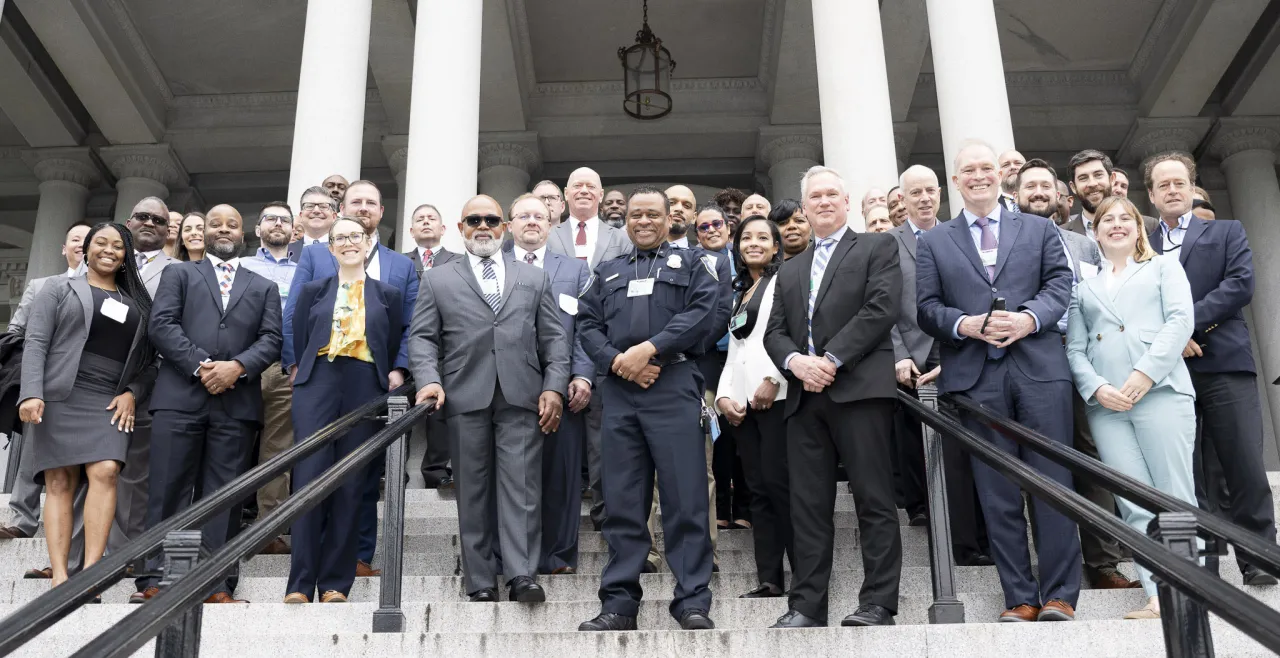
[[137, 202, 283, 603], [547, 167, 632, 268], [860, 187, 888, 216], [742, 193, 770, 220], [322, 174, 349, 203], [997, 149, 1026, 212]]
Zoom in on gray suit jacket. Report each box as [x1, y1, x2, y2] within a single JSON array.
[[9, 273, 71, 334], [19, 276, 156, 404], [1057, 227, 1102, 270], [404, 246, 461, 278], [1065, 213, 1159, 240], [408, 252, 571, 418], [140, 253, 178, 300], [888, 222, 934, 368], [546, 218, 632, 269]]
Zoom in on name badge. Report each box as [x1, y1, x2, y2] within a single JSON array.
[[728, 312, 747, 332], [559, 293, 579, 315], [979, 248, 998, 267], [479, 279, 500, 296], [100, 297, 129, 324], [627, 278, 655, 297], [574, 243, 592, 259], [1078, 261, 1099, 280]]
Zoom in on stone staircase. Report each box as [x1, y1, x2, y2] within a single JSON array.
[[3, 473, 1280, 657]]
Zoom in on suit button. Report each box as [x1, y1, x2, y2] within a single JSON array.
[[220, 324, 226, 329], [1097, 333, 1103, 341], [491, 349, 496, 354], [493, 321, 499, 327], [1119, 325, 1125, 332], [990, 288, 997, 293]]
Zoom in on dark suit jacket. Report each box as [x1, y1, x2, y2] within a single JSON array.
[[291, 276, 404, 387], [915, 209, 1073, 394], [536, 250, 594, 382], [287, 239, 304, 264], [148, 260, 282, 423], [888, 222, 935, 368], [763, 227, 902, 418], [1149, 217, 1255, 374], [404, 246, 462, 278], [284, 241, 418, 370]]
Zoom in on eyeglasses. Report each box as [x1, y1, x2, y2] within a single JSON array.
[[537, 195, 563, 205], [131, 212, 168, 227], [331, 232, 367, 246], [300, 202, 336, 212], [512, 213, 548, 223], [260, 214, 293, 225], [463, 214, 503, 228], [696, 219, 725, 233]]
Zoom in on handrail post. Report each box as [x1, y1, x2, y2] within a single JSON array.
[[3, 430, 23, 494], [154, 531, 210, 658], [918, 385, 964, 623], [372, 395, 411, 633], [1150, 511, 1214, 658]]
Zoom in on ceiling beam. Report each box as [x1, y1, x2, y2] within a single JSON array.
[[767, 0, 819, 125], [1217, 0, 1280, 115], [881, 0, 929, 122], [0, 4, 84, 146]]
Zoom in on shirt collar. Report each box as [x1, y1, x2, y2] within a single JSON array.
[[962, 206, 1002, 227], [668, 235, 689, 249], [303, 235, 328, 245], [514, 245, 547, 263], [138, 249, 162, 261], [254, 247, 292, 264], [572, 215, 599, 228], [466, 251, 502, 268], [205, 253, 240, 270], [1162, 212, 1193, 234], [815, 223, 849, 245]]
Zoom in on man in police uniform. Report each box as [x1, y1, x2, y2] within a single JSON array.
[[577, 186, 720, 632]]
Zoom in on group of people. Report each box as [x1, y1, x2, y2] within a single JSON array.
[[0, 137, 1274, 630]]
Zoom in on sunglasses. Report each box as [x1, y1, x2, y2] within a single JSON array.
[[696, 219, 725, 233], [463, 214, 503, 229], [131, 212, 169, 227]]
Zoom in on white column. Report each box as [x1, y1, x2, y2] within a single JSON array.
[[382, 134, 409, 249], [20, 148, 100, 281], [1213, 118, 1280, 437], [924, 0, 1015, 206], [812, 0, 898, 230], [286, 0, 373, 214], [477, 136, 540, 219], [759, 129, 822, 204], [98, 144, 188, 222], [402, 0, 483, 253]]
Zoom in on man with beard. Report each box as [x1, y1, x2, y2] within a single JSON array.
[[533, 179, 567, 225], [289, 186, 339, 262], [322, 174, 349, 204], [602, 189, 627, 229], [997, 149, 1026, 213], [136, 204, 282, 603], [1015, 160, 1135, 590], [665, 185, 697, 248], [1054, 180, 1074, 226], [768, 199, 811, 260], [1065, 150, 1157, 239], [409, 194, 569, 603], [239, 202, 300, 555], [284, 180, 419, 576]]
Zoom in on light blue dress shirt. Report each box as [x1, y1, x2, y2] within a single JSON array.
[[240, 247, 299, 303], [1160, 212, 1191, 253]]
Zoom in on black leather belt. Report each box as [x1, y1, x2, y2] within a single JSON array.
[[649, 353, 691, 367]]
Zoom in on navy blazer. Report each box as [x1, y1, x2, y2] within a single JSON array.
[[291, 276, 404, 387], [1149, 217, 1255, 375], [537, 250, 594, 383], [283, 241, 418, 370], [148, 260, 282, 423], [915, 209, 1074, 394]]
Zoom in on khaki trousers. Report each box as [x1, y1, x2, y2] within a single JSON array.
[[256, 362, 294, 518]]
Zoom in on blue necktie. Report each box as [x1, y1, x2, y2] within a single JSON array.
[[808, 238, 835, 355], [480, 258, 500, 311]]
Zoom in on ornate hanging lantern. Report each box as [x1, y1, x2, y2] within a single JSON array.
[[617, 0, 676, 120]]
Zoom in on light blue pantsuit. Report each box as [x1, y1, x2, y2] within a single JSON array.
[[1066, 253, 1200, 597]]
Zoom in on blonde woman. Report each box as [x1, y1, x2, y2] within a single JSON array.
[[1065, 196, 1198, 620]]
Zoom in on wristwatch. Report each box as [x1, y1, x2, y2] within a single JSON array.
[[763, 375, 779, 386]]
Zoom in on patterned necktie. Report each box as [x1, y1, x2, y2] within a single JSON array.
[[524, 252, 536, 266], [575, 221, 588, 261], [480, 258, 500, 311], [422, 248, 433, 270], [807, 238, 835, 355], [217, 262, 234, 309], [137, 252, 153, 271], [974, 216, 998, 281]]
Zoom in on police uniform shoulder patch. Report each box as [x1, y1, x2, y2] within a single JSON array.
[[700, 254, 719, 281]]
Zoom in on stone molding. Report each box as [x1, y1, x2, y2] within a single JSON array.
[[381, 135, 409, 177], [758, 128, 823, 168], [170, 89, 382, 109], [1129, 0, 1183, 79], [98, 144, 189, 187], [20, 147, 102, 188], [101, 0, 174, 102], [534, 77, 763, 96], [1210, 117, 1280, 161], [477, 139, 540, 174], [1116, 117, 1213, 165], [917, 70, 1131, 89]]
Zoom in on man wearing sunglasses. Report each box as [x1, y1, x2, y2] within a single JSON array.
[[283, 180, 419, 578], [409, 194, 570, 604]]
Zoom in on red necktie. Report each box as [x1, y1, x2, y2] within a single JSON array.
[[576, 221, 588, 261], [524, 252, 536, 265], [422, 248, 433, 269]]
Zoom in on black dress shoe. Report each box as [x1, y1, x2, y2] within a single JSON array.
[[438, 476, 455, 491], [591, 520, 603, 532], [508, 576, 546, 602], [641, 561, 659, 574], [579, 612, 638, 631], [908, 512, 928, 527], [740, 583, 784, 598], [468, 588, 498, 602], [770, 609, 825, 628], [678, 609, 715, 630], [1243, 566, 1279, 586], [957, 553, 995, 567], [841, 604, 895, 627]]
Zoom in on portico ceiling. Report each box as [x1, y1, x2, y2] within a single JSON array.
[[990, 0, 1165, 71]]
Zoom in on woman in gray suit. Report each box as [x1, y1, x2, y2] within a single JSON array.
[[18, 222, 155, 589], [1065, 196, 1197, 620]]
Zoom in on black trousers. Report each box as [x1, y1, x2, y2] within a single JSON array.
[[729, 402, 793, 588], [139, 401, 255, 596], [1070, 389, 1123, 578], [713, 430, 752, 522], [1189, 370, 1277, 573], [788, 393, 900, 623]]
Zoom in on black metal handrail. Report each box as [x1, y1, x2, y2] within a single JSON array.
[[68, 399, 430, 658], [899, 390, 1280, 654], [948, 394, 1280, 577], [0, 384, 415, 656]]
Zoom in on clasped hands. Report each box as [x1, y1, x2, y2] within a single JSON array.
[[790, 355, 835, 393], [200, 360, 245, 395], [1094, 370, 1154, 412], [612, 341, 662, 390], [959, 310, 1036, 348]]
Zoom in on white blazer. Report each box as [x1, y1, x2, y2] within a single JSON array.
[[716, 275, 788, 405]]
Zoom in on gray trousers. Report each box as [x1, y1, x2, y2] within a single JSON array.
[[584, 375, 607, 528], [10, 426, 87, 572], [108, 405, 151, 548], [451, 381, 542, 594]]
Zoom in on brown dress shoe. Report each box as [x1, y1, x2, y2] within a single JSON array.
[[999, 604, 1040, 622], [129, 586, 160, 604], [283, 592, 310, 604], [550, 566, 577, 575], [204, 592, 248, 604], [1038, 599, 1076, 621], [23, 567, 52, 579], [0, 526, 30, 539], [258, 537, 291, 555], [1092, 569, 1140, 590], [320, 590, 348, 603], [355, 560, 381, 577]]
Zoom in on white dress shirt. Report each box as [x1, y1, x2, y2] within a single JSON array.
[[304, 235, 329, 246], [571, 216, 601, 262], [668, 235, 690, 249], [513, 245, 548, 269], [1160, 212, 1192, 253], [365, 232, 382, 281], [467, 250, 506, 297], [204, 253, 241, 310]]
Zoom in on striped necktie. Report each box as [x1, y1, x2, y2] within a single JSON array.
[[807, 237, 835, 355], [480, 258, 500, 311], [217, 262, 234, 309]]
